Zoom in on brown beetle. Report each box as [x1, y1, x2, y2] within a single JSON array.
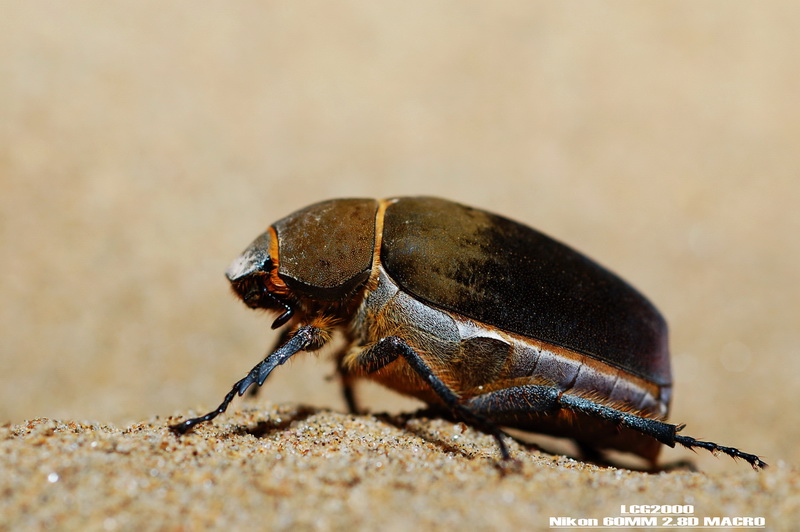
[[172, 197, 765, 470]]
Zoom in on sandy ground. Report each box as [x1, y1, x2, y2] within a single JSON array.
[[2, 2, 799, 530], [1, 410, 795, 531]]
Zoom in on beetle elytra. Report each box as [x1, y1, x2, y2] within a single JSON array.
[[171, 197, 766, 470]]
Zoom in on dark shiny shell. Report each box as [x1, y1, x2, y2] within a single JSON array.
[[380, 197, 670, 385]]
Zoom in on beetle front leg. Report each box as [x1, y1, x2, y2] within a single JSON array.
[[353, 336, 511, 460], [247, 325, 296, 398], [171, 324, 328, 434]]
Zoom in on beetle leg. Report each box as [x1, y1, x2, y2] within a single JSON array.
[[466, 385, 767, 470], [357, 336, 511, 460], [670, 433, 767, 470], [333, 348, 360, 414], [575, 442, 605, 463], [247, 325, 296, 398], [557, 392, 767, 469], [171, 325, 328, 434], [339, 374, 360, 414]]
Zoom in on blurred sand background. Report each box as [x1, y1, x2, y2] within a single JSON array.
[[1, 2, 799, 530]]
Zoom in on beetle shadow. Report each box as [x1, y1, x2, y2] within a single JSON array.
[[573, 443, 700, 473], [228, 405, 320, 439], [524, 436, 700, 473], [374, 408, 699, 474], [219, 405, 699, 473], [371, 408, 563, 464], [371, 409, 495, 461]]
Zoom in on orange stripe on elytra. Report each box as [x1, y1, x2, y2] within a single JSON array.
[[266, 225, 291, 295]]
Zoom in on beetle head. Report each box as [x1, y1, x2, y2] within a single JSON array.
[[226, 231, 294, 329], [226, 199, 379, 328]]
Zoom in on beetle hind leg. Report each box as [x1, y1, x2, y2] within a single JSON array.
[[672, 431, 767, 470], [349, 336, 512, 460], [466, 384, 766, 470], [557, 393, 767, 470]]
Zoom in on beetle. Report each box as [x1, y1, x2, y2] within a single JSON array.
[[171, 197, 766, 470]]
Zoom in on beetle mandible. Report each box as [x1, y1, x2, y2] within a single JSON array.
[[171, 197, 766, 470]]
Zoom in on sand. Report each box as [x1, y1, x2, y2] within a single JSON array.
[[2, 409, 795, 531]]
